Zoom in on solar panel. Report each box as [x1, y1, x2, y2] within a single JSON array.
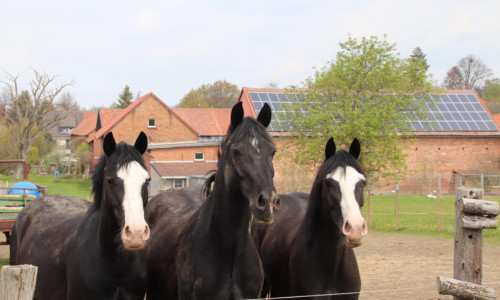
[[248, 92, 499, 132]]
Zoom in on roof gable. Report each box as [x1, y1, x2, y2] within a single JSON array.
[[70, 111, 97, 137], [88, 93, 199, 142]]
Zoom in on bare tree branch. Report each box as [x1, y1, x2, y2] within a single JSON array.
[[2, 69, 73, 179]]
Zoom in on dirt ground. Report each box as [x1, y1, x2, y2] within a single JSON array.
[[355, 232, 500, 299], [1, 232, 498, 299]]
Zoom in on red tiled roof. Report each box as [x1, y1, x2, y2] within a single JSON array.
[[151, 161, 217, 177], [99, 109, 123, 128], [172, 108, 231, 136], [493, 114, 500, 128], [85, 108, 123, 143], [70, 111, 97, 137]]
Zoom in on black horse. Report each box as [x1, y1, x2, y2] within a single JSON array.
[[254, 138, 367, 299], [145, 102, 280, 300], [10, 132, 151, 300]]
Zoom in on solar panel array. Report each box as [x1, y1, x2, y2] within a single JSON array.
[[248, 92, 499, 132]]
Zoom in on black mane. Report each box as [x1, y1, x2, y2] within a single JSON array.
[[201, 116, 274, 201], [91, 142, 147, 210]]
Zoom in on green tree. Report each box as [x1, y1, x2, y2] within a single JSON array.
[[177, 90, 209, 108], [285, 35, 435, 187], [115, 85, 134, 108], [481, 78, 500, 102], [2, 69, 73, 179], [410, 47, 430, 72], [177, 80, 239, 108]]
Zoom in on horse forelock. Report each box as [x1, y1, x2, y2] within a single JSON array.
[[91, 142, 146, 210]]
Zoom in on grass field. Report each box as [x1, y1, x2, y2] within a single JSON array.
[[364, 194, 500, 245], [0, 173, 93, 200], [1, 173, 498, 244]]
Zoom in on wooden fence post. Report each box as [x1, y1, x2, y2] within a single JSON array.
[[437, 173, 442, 232], [395, 181, 400, 231], [450, 187, 498, 300], [1, 265, 37, 300]]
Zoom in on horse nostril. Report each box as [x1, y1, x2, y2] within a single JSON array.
[[257, 195, 268, 209], [124, 225, 132, 238], [274, 196, 281, 208]]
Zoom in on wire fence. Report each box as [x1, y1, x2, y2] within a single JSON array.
[[244, 281, 500, 299]]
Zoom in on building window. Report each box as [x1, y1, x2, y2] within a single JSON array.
[[173, 179, 184, 188], [194, 152, 204, 161], [148, 119, 156, 128], [59, 126, 75, 134]]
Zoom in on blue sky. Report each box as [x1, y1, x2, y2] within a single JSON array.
[[1, 0, 499, 109]]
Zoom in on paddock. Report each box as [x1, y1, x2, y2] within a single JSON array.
[[1, 232, 498, 299], [356, 232, 500, 299]]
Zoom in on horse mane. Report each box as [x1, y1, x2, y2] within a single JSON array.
[[200, 116, 274, 202], [90, 142, 147, 211]]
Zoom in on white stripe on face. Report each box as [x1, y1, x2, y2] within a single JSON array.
[[251, 137, 259, 153], [117, 161, 150, 234], [327, 166, 366, 222]]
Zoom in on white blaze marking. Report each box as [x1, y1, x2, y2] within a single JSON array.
[[251, 137, 259, 153], [117, 161, 149, 232], [327, 166, 365, 222]]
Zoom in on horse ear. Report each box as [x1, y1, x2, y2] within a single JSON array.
[[231, 101, 244, 129], [134, 131, 148, 154], [257, 103, 272, 128], [325, 137, 336, 160], [103, 132, 116, 156], [349, 138, 361, 160]]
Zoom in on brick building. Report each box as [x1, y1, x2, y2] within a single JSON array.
[[238, 88, 500, 195], [82, 93, 230, 195], [76, 89, 499, 196]]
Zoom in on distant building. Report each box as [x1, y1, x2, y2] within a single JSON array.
[[47, 110, 83, 153]]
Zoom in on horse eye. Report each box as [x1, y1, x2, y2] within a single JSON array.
[[146, 178, 151, 184], [272, 149, 276, 157], [231, 148, 241, 156]]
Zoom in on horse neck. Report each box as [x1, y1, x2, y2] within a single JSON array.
[[205, 174, 251, 239], [94, 193, 122, 254], [302, 187, 343, 245]]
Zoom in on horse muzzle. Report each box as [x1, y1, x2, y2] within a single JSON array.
[[122, 224, 150, 250]]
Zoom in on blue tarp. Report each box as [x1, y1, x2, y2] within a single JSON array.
[[7, 181, 42, 198]]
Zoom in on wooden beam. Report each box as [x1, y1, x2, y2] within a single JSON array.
[[461, 198, 499, 216], [437, 277, 496, 300], [462, 215, 498, 230]]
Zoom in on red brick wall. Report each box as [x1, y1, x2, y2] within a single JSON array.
[[272, 136, 500, 195], [150, 146, 219, 162]]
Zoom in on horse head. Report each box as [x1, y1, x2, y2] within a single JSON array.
[[101, 131, 151, 250], [320, 137, 367, 247], [222, 102, 280, 224]]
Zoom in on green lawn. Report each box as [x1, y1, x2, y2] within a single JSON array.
[[0, 173, 93, 200], [364, 194, 500, 245]]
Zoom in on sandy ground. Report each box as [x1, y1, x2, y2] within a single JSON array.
[[1, 232, 498, 299], [356, 232, 500, 300]]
